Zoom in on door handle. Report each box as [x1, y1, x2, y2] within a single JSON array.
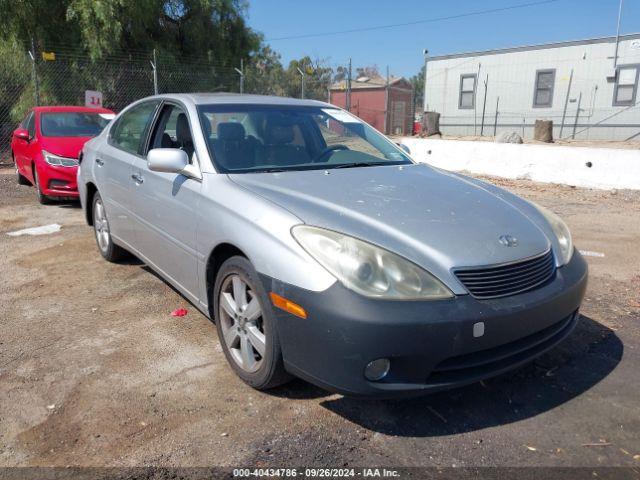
[[131, 173, 144, 184], [95, 158, 104, 166]]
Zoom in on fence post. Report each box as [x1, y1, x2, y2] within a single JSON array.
[[571, 92, 582, 139], [29, 39, 40, 106], [480, 74, 488, 136], [296, 67, 305, 99], [151, 49, 159, 95], [559, 69, 573, 138], [493, 96, 499, 136], [234, 59, 244, 94]]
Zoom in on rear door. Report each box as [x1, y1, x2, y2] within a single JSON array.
[[94, 100, 160, 249], [128, 102, 202, 302]]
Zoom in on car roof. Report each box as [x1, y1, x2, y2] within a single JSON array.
[[33, 106, 115, 114], [144, 93, 332, 108]]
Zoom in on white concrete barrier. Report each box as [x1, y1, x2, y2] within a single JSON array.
[[399, 137, 640, 190]]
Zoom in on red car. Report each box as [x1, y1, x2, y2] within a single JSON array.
[[11, 106, 115, 203]]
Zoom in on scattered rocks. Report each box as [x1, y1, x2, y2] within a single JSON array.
[[495, 131, 523, 144]]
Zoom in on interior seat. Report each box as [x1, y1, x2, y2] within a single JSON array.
[[260, 123, 310, 166], [213, 122, 256, 170], [175, 113, 194, 159]]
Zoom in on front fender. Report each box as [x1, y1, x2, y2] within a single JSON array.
[[196, 173, 336, 307]]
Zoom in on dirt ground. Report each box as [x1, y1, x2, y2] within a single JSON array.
[[1, 167, 639, 472]]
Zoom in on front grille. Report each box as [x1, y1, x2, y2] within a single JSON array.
[[454, 249, 556, 299]]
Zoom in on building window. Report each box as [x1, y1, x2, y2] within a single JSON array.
[[533, 69, 555, 108], [458, 74, 476, 109], [613, 65, 639, 106]]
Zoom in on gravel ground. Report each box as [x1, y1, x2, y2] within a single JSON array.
[[0, 167, 639, 472]]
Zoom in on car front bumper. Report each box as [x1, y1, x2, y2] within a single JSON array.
[[262, 250, 588, 398], [39, 162, 79, 198]]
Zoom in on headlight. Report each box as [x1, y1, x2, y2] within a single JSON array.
[[533, 203, 573, 265], [292, 225, 453, 300], [43, 150, 78, 167]]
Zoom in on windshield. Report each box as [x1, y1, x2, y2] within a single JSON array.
[[197, 105, 412, 173], [40, 112, 114, 137]]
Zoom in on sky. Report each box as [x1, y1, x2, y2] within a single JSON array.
[[247, 0, 640, 78]]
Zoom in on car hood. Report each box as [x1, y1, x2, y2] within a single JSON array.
[[229, 164, 551, 288], [40, 136, 94, 159]]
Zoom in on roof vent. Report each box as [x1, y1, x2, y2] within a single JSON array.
[[356, 76, 370, 83]]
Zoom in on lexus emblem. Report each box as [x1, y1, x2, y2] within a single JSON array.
[[498, 234, 518, 247]]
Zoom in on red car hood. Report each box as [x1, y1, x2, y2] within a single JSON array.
[[40, 136, 95, 159]]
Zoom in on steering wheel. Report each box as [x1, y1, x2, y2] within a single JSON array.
[[312, 144, 349, 163]]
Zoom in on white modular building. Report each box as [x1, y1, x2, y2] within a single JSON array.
[[424, 33, 640, 141]]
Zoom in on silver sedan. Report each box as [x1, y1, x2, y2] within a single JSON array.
[[78, 94, 587, 398]]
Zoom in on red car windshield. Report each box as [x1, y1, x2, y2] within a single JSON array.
[[40, 112, 113, 137]]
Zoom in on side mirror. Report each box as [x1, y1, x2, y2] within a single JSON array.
[[14, 128, 30, 141], [148, 148, 189, 173], [148, 148, 202, 179]]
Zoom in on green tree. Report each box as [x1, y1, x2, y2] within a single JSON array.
[[283, 56, 333, 101], [245, 43, 285, 96], [0, 0, 261, 65], [410, 65, 425, 113]]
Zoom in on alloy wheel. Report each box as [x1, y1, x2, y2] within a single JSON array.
[[93, 197, 111, 254], [218, 274, 266, 373]]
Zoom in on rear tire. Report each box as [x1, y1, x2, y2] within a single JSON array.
[[213, 256, 291, 390], [92, 192, 127, 262], [33, 167, 51, 204]]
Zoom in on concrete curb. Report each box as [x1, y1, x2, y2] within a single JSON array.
[[400, 137, 640, 190]]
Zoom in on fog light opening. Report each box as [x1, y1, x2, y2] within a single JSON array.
[[364, 358, 390, 381]]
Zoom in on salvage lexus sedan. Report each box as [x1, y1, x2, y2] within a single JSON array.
[[78, 94, 587, 397]]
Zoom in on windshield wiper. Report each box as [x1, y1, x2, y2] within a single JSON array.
[[252, 167, 289, 173], [331, 162, 386, 170]]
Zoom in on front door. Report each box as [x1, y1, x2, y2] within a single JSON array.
[[13, 112, 36, 180], [95, 100, 160, 248], [129, 102, 202, 302]]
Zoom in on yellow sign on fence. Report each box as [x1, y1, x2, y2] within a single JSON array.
[[41, 52, 56, 61]]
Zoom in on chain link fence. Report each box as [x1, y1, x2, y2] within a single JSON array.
[[0, 44, 419, 165]]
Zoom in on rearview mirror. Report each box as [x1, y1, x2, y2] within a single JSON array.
[[14, 128, 30, 141]]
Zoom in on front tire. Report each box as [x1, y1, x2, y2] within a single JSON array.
[[92, 192, 127, 262], [33, 166, 51, 204], [213, 256, 291, 390], [14, 155, 29, 185]]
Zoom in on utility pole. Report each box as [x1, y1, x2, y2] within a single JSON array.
[[29, 38, 39, 106], [346, 58, 352, 112], [384, 65, 390, 134], [151, 49, 158, 95], [234, 59, 244, 94], [296, 66, 305, 99], [613, 0, 624, 69], [422, 49, 429, 113]]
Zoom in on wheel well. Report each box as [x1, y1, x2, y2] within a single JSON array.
[[205, 243, 247, 319], [85, 182, 98, 225]]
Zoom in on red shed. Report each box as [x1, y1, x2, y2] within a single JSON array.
[[329, 75, 413, 135]]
